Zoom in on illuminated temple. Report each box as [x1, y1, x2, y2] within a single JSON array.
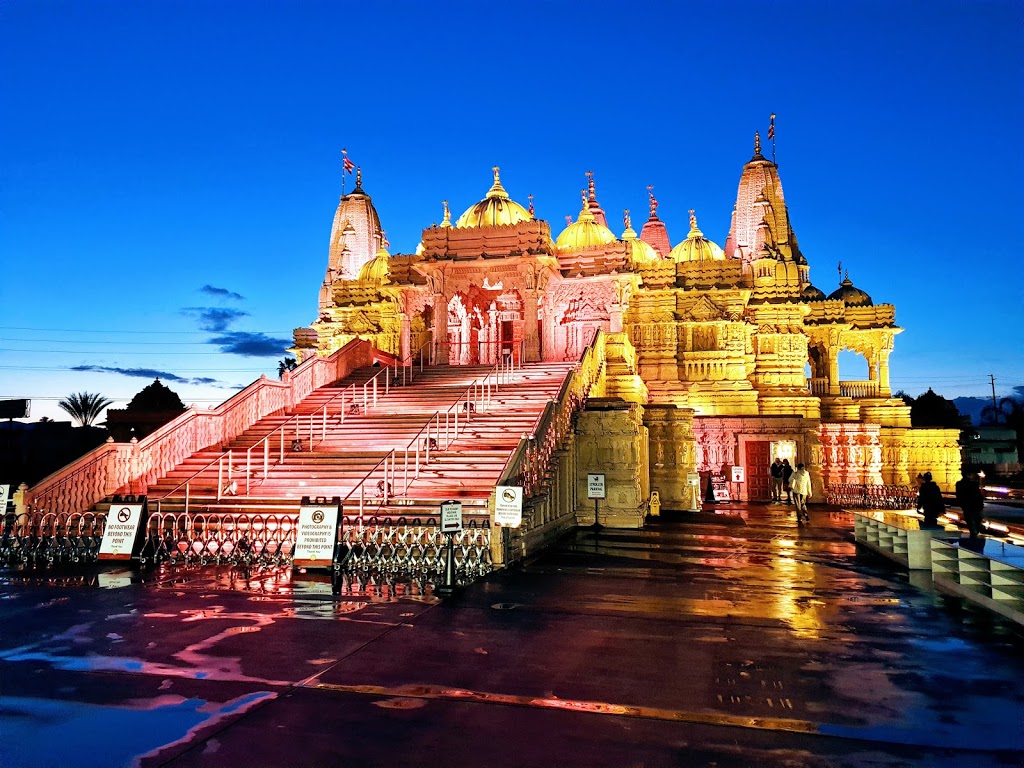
[[291, 135, 961, 507]]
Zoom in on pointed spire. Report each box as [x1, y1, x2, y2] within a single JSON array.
[[647, 185, 659, 220], [355, 167, 363, 191], [485, 165, 508, 198], [586, 170, 596, 201], [689, 209, 697, 230], [754, 131, 762, 158], [441, 200, 452, 228], [623, 209, 632, 231]]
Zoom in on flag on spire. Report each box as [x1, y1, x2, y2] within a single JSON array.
[[767, 114, 776, 140], [342, 148, 355, 174]]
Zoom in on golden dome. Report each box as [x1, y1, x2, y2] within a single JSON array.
[[358, 245, 391, 284], [456, 167, 532, 228], [669, 210, 725, 262], [621, 209, 660, 263], [556, 192, 617, 251]]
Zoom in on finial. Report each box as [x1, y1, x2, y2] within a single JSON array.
[[380, 229, 389, 249], [586, 170, 596, 201], [528, 194, 534, 216], [623, 209, 631, 230], [754, 131, 761, 156], [356, 167, 363, 188], [565, 215, 573, 227], [441, 200, 451, 226], [647, 185, 658, 219], [492, 166, 500, 183], [689, 209, 697, 230], [838, 261, 842, 283], [580, 189, 587, 209]]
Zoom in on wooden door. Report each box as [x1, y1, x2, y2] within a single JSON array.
[[745, 441, 771, 502]]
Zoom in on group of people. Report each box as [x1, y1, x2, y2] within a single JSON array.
[[917, 470, 986, 538], [770, 457, 811, 522]]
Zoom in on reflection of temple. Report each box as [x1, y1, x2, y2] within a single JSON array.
[[293, 138, 961, 501]]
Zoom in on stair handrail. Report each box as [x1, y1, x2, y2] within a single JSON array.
[[27, 340, 375, 517], [152, 362, 402, 512], [495, 331, 608, 498], [342, 450, 397, 523]]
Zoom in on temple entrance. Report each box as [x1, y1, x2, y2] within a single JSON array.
[[745, 440, 771, 501], [500, 319, 513, 357], [446, 287, 523, 365]]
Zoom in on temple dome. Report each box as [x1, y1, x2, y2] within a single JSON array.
[[456, 167, 532, 228], [827, 275, 872, 306], [801, 283, 827, 302], [621, 214, 660, 263], [358, 245, 391, 284], [556, 196, 617, 251], [669, 211, 725, 262]]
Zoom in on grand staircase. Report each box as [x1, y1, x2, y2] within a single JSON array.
[[146, 361, 575, 522]]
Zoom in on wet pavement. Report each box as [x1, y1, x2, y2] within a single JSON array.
[[2, 503, 1024, 767]]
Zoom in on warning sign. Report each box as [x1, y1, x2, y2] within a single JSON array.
[[293, 503, 341, 569], [0, 484, 10, 510], [99, 503, 145, 560], [706, 473, 731, 503], [494, 485, 523, 528]]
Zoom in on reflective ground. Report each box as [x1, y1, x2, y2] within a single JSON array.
[[2, 503, 1023, 767]]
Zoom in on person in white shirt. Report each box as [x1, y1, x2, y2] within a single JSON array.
[[789, 462, 812, 522]]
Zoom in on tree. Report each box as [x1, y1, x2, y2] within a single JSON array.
[[277, 357, 298, 379], [58, 392, 113, 427], [981, 396, 1024, 427], [908, 388, 964, 429]]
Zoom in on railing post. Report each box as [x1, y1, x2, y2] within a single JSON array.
[[217, 458, 223, 502], [245, 449, 251, 495], [185, 482, 190, 516], [264, 439, 269, 478]]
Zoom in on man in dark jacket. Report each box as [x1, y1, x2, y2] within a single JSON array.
[[916, 472, 945, 528], [955, 473, 985, 538]]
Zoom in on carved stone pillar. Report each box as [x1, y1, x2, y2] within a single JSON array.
[[878, 348, 892, 397], [827, 352, 840, 396], [574, 398, 649, 528], [644, 404, 698, 510], [432, 293, 447, 365], [523, 290, 540, 362], [609, 303, 623, 334]]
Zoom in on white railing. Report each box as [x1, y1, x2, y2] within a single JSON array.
[[27, 340, 376, 517], [841, 380, 879, 399]]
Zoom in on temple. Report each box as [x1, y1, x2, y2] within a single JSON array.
[[292, 136, 961, 508]]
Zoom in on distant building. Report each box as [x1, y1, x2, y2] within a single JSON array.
[[291, 135, 962, 498], [964, 427, 1021, 475]]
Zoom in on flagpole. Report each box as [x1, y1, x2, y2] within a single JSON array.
[[341, 148, 348, 196], [769, 113, 777, 165]]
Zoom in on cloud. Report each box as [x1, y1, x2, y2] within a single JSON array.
[[208, 332, 291, 357], [201, 285, 245, 301], [70, 365, 228, 387], [181, 307, 249, 332]]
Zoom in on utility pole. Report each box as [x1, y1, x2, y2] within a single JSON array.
[[990, 374, 999, 423]]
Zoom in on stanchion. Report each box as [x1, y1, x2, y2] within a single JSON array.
[[438, 531, 457, 597]]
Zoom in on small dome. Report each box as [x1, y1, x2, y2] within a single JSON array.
[[456, 167, 532, 228], [827, 274, 872, 306], [556, 195, 617, 251], [801, 283, 827, 302], [620, 212, 660, 263], [358, 245, 391, 284], [669, 211, 725, 262]]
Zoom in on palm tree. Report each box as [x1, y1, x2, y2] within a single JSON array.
[[277, 357, 298, 379], [58, 392, 114, 427]]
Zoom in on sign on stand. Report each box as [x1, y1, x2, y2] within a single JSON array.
[[99, 499, 148, 561], [494, 485, 523, 528], [731, 466, 745, 483], [587, 473, 606, 500], [441, 500, 463, 533], [293, 496, 342, 570], [0, 484, 10, 512], [706, 472, 731, 503]]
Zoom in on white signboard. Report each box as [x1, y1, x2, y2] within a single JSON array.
[[494, 485, 523, 528], [0, 484, 10, 510], [731, 466, 745, 483], [686, 472, 701, 488], [99, 503, 145, 561], [587, 473, 606, 500], [293, 504, 340, 568], [441, 500, 463, 534]]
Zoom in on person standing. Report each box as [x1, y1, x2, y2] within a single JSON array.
[[916, 471, 945, 528], [782, 459, 794, 504], [770, 458, 784, 503], [955, 472, 985, 538], [790, 463, 812, 522]]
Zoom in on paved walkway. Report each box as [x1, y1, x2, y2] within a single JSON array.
[[2, 503, 1023, 767]]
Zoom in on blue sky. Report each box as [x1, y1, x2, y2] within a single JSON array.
[[1, 0, 1021, 422]]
